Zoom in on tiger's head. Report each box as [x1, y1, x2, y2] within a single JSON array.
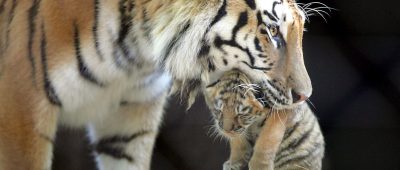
[[200, 0, 311, 110]]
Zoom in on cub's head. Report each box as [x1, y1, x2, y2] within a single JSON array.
[[204, 70, 266, 136], [201, 0, 311, 110]]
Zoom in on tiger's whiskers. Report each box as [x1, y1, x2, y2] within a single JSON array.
[[296, 1, 336, 23]]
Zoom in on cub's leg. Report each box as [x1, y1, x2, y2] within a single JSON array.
[[88, 94, 168, 170], [0, 96, 59, 170], [224, 137, 252, 170], [249, 111, 289, 170]]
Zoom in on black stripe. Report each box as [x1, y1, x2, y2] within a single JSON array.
[[5, 0, 16, 49], [198, 43, 210, 58], [283, 121, 300, 141], [245, 47, 255, 66], [214, 35, 257, 67], [162, 22, 191, 64], [206, 80, 220, 88], [94, 131, 149, 162], [241, 61, 271, 71], [118, 0, 133, 43], [222, 58, 228, 65], [92, 0, 103, 60], [98, 131, 149, 145], [260, 29, 268, 35], [27, 0, 41, 85], [286, 125, 313, 150], [117, 0, 135, 63], [264, 10, 277, 22], [74, 24, 104, 86], [96, 145, 134, 162], [254, 37, 263, 52], [275, 152, 310, 168], [244, 0, 256, 10], [40, 24, 62, 106], [256, 11, 263, 26], [207, 58, 216, 72], [272, 1, 282, 19], [276, 140, 322, 168], [232, 11, 248, 41], [209, 0, 227, 29]]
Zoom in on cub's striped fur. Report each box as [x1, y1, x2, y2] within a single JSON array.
[[205, 70, 325, 170], [1, 0, 313, 169]]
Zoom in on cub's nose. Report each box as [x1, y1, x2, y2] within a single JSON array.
[[219, 115, 240, 132], [291, 89, 309, 103]]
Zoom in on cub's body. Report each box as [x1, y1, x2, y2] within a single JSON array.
[[205, 71, 324, 170]]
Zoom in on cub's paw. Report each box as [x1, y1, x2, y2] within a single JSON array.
[[248, 158, 273, 170], [223, 160, 243, 170]]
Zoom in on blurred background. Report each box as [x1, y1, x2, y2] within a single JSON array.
[[52, 0, 400, 169]]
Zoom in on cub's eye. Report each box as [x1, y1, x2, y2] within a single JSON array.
[[269, 25, 279, 37]]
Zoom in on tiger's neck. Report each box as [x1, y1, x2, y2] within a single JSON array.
[[114, 0, 221, 81]]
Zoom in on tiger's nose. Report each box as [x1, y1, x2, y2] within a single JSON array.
[[291, 89, 309, 103]]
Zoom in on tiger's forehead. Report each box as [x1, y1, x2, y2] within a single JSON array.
[[254, 0, 304, 41], [255, 0, 303, 23]]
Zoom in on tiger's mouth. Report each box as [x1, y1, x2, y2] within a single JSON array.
[[252, 82, 302, 110]]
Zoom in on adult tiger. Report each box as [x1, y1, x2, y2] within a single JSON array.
[[0, 0, 312, 169]]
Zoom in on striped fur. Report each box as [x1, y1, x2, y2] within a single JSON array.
[[204, 70, 325, 170], [1, 0, 312, 169]]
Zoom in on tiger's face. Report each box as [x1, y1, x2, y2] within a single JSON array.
[[203, 0, 311, 110]]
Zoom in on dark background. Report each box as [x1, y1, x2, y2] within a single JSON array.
[[52, 0, 400, 169]]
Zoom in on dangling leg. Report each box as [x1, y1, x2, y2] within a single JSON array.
[[224, 137, 252, 170], [88, 93, 168, 170], [249, 111, 289, 170]]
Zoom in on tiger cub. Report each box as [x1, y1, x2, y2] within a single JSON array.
[[204, 70, 325, 170]]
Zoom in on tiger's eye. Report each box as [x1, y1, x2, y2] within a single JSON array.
[[269, 25, 278, 36]]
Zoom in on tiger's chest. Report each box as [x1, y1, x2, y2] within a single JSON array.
[[50, 59, 172, 127]]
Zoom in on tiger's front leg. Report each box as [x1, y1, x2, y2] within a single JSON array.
[[88, 93, 168, 170]]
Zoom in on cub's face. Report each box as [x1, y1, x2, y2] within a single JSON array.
[[203, 0, 311, 110], [204, 70, 266, 136]]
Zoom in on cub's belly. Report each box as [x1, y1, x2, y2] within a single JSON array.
[[53, 68, 172, 128]]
